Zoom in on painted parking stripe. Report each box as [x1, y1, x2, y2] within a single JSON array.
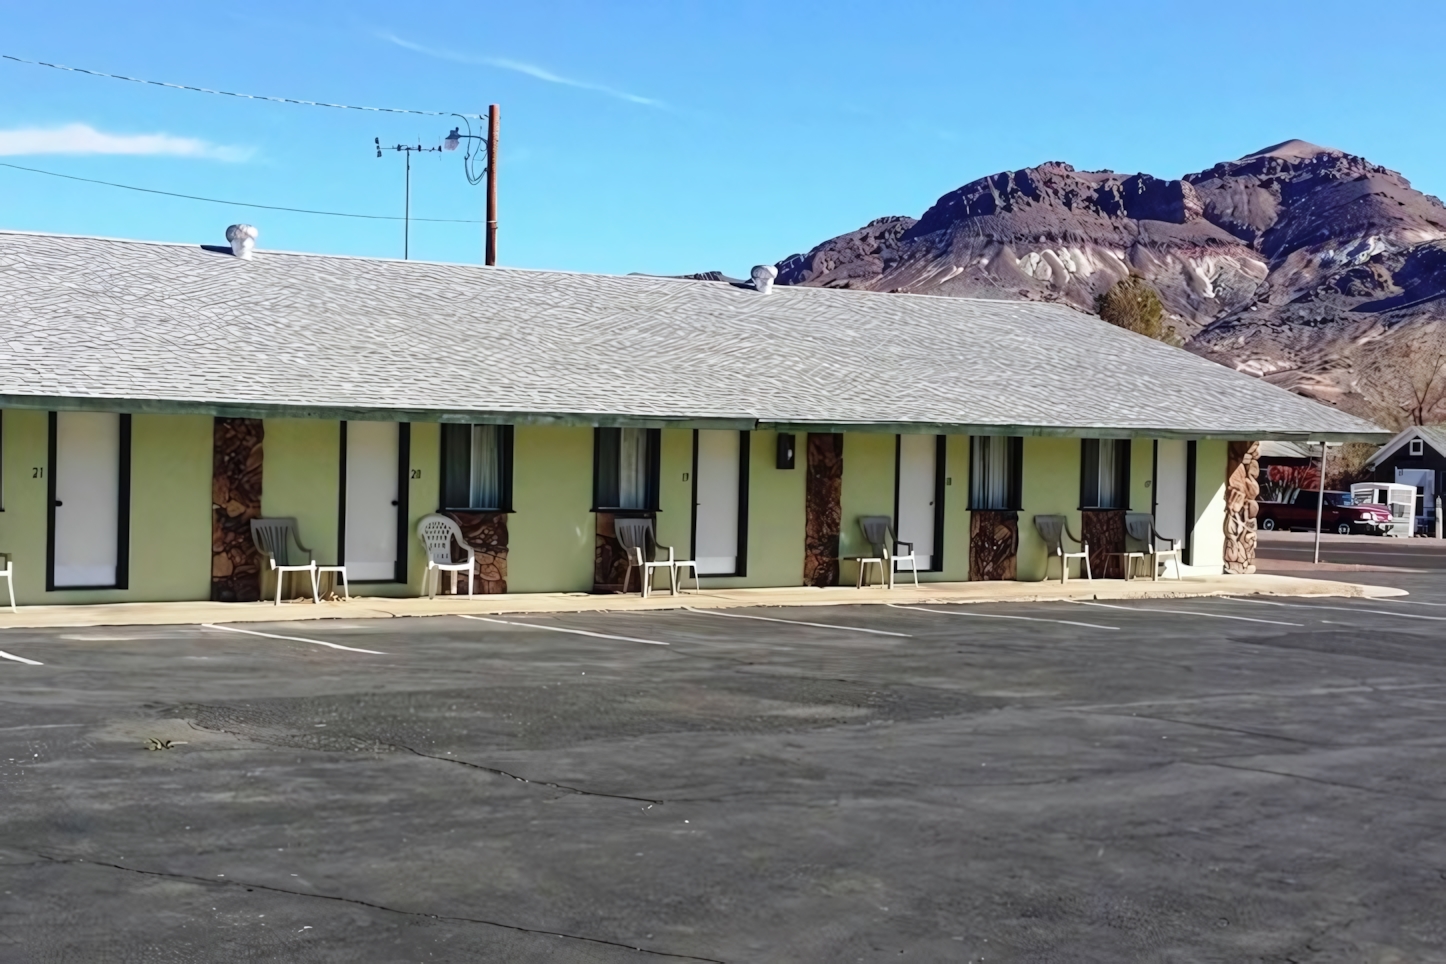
[[887, 603, 1118, 631], [0, 649, 43, 666], [1073, 601, 1303, 627], [457, 614, 669, 646], [1224, 598, 1446, 622], [200, 623, 386, 654], [684, 607, 911, 637]]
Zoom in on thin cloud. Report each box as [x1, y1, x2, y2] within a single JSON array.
[[0, 123, 252, 161], [377, 31, 665, 108]]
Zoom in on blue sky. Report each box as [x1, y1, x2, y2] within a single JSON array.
[[2, 1, 1443, 275]]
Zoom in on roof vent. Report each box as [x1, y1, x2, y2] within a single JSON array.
[[750, 264, 778, 294], [225, 224, 258, 260]]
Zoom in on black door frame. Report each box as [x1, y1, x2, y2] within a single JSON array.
[[689, 429, 750, 578], [46, 411, 131, 592]]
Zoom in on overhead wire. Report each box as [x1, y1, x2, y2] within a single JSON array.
[[1, 53, 480, 117], [0, 161, 482, 223]]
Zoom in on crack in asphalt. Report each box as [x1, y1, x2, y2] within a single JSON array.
[[1184, 760, 1446, 803], [387, 741, 670, 804], [1077, 710, 1323, 747], [32, 853, 727, 963]]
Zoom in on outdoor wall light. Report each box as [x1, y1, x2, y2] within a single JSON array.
[[777, 433, 796, 470]]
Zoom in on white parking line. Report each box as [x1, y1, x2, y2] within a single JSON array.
[[684, 607, 911, 637], [0, 649, 43, 666], [1073, 601, 1303, 627], [887, 604, 1118, 631], [1377, 599, 1446, 608], [1224, 598, 1446, 622], [200, 624, 386, 654], [457, 615, 670, 646]]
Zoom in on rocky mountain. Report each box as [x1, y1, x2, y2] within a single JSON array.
[[775, 141, 1446, 421]]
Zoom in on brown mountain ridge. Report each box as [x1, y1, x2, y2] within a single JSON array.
[[774, 140, 1446, 423]]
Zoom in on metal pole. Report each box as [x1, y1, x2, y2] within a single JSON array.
[[1312, 441, 1328, 564], [485, 104, 499, 266], [1436, 494, 1443, 539], [404, 149, 411, 260]]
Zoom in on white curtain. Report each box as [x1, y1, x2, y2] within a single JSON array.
[[971, 436, 1014, 510], [617, 427, 650, 509], [470, 425, 501, 509], [1095, 438, 1121, 509]]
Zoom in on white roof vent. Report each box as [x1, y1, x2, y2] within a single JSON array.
[[751, 264, 778, 294], [225, 224, 258, 260]]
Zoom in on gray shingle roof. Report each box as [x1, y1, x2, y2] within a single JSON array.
[[0, 230, 1387, 441], [1367, 425, 1446, 466]]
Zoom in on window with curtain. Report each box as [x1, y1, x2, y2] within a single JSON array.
[[441, 424, 513, 510], [1081, 438, 1131, 509], [594, 427, 660, 510], [969, 436, 1022, 510]]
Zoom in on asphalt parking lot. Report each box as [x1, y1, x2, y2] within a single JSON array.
[[4, 576, 1446, 962]]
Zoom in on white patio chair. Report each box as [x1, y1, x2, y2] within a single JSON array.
[[1033, 514, 1091, 583], [859, 515, 918, 589], [0, 553, 15, 612], [1116, 512, 1153, 581], [1130, 512, 1184, 581], [417, 514, 477, 599], [250, 518, 321, 605], [614, 518, 677, 597]]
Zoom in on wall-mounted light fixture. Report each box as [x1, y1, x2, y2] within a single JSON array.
[[776, 433, 796, 470]]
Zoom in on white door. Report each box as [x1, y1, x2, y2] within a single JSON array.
[[1155, 440, 1189, 546], [694, 430, 741, 575], [53, 412, 122, 587], [344, 421, 400, 581], [896, 434, 937, 570], [1396, 468, 1434, 529]]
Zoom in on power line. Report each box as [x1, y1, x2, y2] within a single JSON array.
[[0, 161, 481, 223], [1, 53, 479, 118]]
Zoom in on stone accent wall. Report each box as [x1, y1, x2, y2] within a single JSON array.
[[594, 512, 655, 593], [803, 433, 843, 587], [968, 510, 1018, 581], [443, 511, 508, 594], [1224, 440, 1260, 574], [1082, 508, 1127, 578], [210, 417, 264, 602]]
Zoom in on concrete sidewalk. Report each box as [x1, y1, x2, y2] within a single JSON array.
[[0, 573, 1404, 630]]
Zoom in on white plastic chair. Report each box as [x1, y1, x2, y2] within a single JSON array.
[[1127, 512, 1183, 580], [250, 518, 321, 605], [417, 514, 477, 598], [859, 516, 918, 589], [614, 518, 677, 597], [1033, 515, 1091, 583], [0, 553, 15, 612]]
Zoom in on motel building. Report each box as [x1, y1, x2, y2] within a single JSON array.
[[0, 229, 1385, 606]]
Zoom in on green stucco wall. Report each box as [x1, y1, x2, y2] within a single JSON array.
[[1016, 437, 1083, 581], [933, 434, 971, 583], [1130, 439, 1154, 514], [506, 424, 595, 593], [838, 432, 896, 584], [0, 411, 213, 604], [656, 429, 693, 555], [1191, 439, 1228, 573], [261, 418, 341, 564], [0, 410, 1241, 602]]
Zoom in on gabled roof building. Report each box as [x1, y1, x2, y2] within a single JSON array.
[[0, 228, 1388, 604]]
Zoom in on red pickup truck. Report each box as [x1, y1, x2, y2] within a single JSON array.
[[1257, 491, 1393, 535]]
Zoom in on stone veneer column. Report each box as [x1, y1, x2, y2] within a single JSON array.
[[1224, 440, 1260, 574], [443, 511, 508, 593], [968, 511, 1019, 581], [210, 417, 264, 602], [1082, 509, 1127, 578], [803, 433, 843, 587]]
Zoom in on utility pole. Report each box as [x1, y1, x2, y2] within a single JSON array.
[[1312, 441, 1330, 564], [377, 138, 444, 260], [486, 104, 499, 266]]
